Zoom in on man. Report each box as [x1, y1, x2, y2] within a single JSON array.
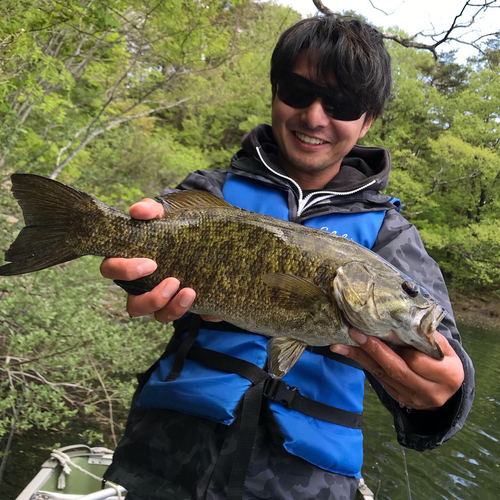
[[101, 16, 473, 500]]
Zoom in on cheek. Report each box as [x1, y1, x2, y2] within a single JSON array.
[[272, 101, 294, 129], [331, 121, 362, 141]]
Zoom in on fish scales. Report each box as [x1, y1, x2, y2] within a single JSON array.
[[82, 205, 346, 345], [61, 195, 344, 341]]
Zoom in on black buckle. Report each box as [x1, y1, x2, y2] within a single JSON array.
[[263, 377, 298, 408]]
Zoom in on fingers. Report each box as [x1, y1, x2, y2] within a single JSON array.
[[100, 198, 162, 281], [395, 334, 465, 401], [101, 255, 200, 324], [395, 333, 458, 381], [346, 330, 429, 389], [129, 198, 165, 220], [371, 378, 412, 409], [332, 344, 430, 409], [200, 315, 223, 322], [126, 281, 222, 323], [330, 329, 464, 410], [100, 257, 157, 281], [126, 278, 196, 322], [153, 286, 196, 323]]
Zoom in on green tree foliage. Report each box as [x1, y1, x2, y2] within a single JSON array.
[[0, 0, 499, 474], [369, 33, 500, 294]]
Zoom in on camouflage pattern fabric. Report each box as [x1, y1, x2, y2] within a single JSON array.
[[104, 401, 358, 500]]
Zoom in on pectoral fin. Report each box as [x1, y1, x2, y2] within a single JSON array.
[[263, 273, 330, 311], [267, 337, 308, 378]]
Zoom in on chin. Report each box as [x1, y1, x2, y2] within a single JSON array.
[[286, 155, 330, 173]]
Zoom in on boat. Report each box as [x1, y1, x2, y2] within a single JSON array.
[[16, 444, 375, 499], [15, 444, 126, 500]]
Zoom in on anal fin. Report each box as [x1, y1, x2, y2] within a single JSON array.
[[267, 337, 308, 378]]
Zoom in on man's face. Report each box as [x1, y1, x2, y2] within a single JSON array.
[[271, 52, 373, 190]]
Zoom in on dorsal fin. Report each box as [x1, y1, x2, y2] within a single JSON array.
[[157, 190, 232, 212]]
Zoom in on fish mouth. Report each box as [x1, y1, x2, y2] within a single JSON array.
[[420, 304, 447, 335], [410, 304, 447, 360]]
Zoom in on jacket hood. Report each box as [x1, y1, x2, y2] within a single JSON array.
[[239, 124, 392, 193]]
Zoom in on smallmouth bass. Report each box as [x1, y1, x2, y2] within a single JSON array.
[[0, 174, 445, 377]]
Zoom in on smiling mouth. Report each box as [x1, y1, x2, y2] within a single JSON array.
[[294, 131, 327, 145]]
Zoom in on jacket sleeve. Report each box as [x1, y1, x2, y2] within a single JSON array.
[[159, 169, 228, 197], [369, 208, 475, 451]]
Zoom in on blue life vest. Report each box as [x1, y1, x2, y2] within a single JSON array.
[[137, 172, 393, 477]]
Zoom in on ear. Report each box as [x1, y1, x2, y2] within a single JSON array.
[[271, 84, 277, 103], [358, 115, 374, 139]]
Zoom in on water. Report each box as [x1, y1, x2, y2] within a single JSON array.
[[2, 322, 499, 499], [362, 323, 500, 500]]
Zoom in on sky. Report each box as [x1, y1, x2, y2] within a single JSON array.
[[277, 0, 500, 62]]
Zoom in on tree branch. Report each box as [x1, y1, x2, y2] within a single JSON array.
[[312, 0, 335, 16], [50, 97, 191, 179], [403, 170, 481, 208], [312, 0, 500, 58], [90, 358, 117, 448], [0, 341, 91, 367]]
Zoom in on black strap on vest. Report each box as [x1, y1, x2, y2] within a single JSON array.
[[165, 315, 200, 381], [187, 346, 266, 385], [307, 345, 363, 370], [227, 378, 266, 500], [186, 346, 362, 429]]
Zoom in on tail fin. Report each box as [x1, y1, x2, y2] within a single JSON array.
[[0, 174, 95, 276]]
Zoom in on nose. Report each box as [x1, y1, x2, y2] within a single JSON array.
[[300, 98, 330, 128]]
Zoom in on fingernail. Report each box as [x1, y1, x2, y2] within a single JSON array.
[[137, 200, 157, 209], [137, 261, 157, 276], [330, 345, 349, 356], [162, 280, 179, 299], [350, 330, 367, 345], [179, 293, 194, 308]]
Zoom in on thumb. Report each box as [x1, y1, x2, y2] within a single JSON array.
[[129, 198, 165, 220]]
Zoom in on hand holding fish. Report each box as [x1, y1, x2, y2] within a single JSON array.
[[331, 330, 464, 410], [100, 198, 219, 323]]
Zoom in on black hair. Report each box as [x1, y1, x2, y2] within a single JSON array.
[[270, 16, 392, 119]]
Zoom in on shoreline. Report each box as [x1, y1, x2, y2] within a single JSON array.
[[450, 291, 500, 329]]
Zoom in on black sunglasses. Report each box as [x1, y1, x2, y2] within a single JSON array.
[[276, 72, 366, 122]]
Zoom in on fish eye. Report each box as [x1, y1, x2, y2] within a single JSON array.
[[402, 280, 419, 298]]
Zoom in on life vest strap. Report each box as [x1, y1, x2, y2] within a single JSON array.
[[227, 377, 266, 500], [307, 345, 363, 370], [185, 345, 362, 429], [263, 377, 363, 429], [187, 345, 268, 385], [164, 315, 200, 381]]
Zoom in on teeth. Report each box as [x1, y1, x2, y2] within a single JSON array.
[[295, 132, 326, 145]]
